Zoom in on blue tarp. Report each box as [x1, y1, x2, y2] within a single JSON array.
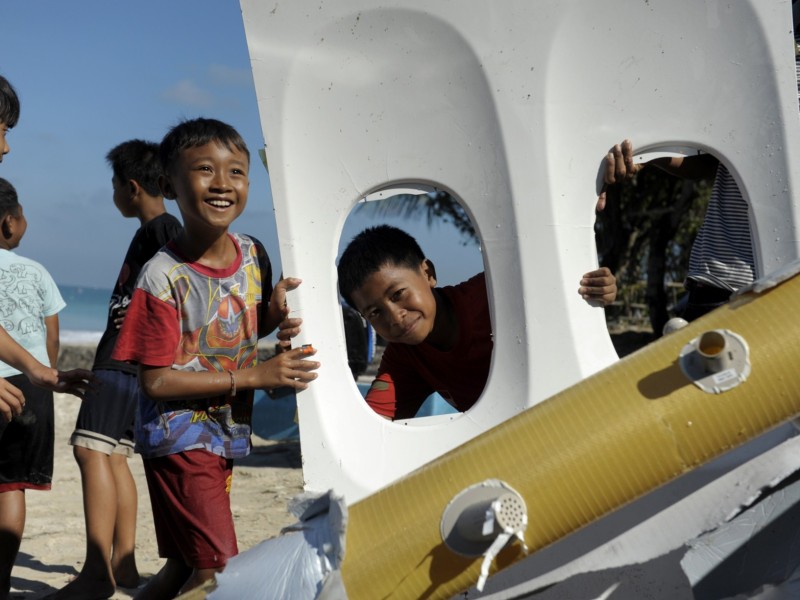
[[252, 384, 458, 440]]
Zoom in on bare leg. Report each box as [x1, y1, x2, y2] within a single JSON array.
[[109, 452, 139, 588], [134, 559, 192, 600], [0, 490, 25, 600], [46, 446, 116, 599]]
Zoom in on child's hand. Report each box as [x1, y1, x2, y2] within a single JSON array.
[[267, 277, 302, 334], [276, 316, 303, 351], [271, 277, 302, 318], [113, 305, 128, 330], [0, 378, 25, 422], [54, 369, 97, 399], [579, 267, 617, 305], [24, 364, 96, 399], [256, 345, 320, 391], [597, 139, 641, 212]]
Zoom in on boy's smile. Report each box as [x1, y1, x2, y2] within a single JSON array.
[[351, 261, 438, 346], [164, 141, 249, 235]]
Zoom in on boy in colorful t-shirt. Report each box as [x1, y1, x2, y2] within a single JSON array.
[[113, 118, 319, 597]]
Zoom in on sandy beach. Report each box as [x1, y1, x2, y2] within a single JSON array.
[[10, 343, 304, 599]]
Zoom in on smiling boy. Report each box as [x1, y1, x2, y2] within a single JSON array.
[[337, 225, 616, 420], [112, 118, 319, 598]]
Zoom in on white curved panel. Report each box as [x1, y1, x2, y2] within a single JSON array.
[[241, 0, 800, 503]]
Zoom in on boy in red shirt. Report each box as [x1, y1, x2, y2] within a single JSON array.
[[337, 225, 616, 420]]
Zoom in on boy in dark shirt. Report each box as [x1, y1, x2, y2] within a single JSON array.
[[56, 140, 182, 598]]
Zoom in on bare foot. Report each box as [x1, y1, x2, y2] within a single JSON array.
[[44, 573, 115, 600], [112, 554, 140, 589]]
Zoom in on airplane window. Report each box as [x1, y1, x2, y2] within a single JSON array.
[[337, 187, 487, 421]]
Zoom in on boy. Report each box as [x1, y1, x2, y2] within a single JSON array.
[[0, 74, 92, 426], [337, 225, 617, 420], [53, 141, 182, 599], [0, 178, 68, 598], [112, 118, 319, 598]]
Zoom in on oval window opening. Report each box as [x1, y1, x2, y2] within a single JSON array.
[[597, 144, 752, 356], [336, 185, 489, 423]]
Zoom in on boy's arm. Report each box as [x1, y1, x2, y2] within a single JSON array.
[[0, 325, 93, 398], [138, 345, 319, 400], [364, 375, 396, 420], [604, 139, 719, 183], [0, 325, 46, 375], [44, 314, 59, 368], [597, 139, 718, 211], [364, 352, 432, 420]]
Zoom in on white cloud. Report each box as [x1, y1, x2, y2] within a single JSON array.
[[208, 64, 253, 87], [162, 79, 215, 109]]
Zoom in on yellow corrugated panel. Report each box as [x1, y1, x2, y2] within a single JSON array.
[[342, 274, 800, 599]]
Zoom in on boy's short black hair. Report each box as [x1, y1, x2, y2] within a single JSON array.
[[159, 117, 250, 174], [337, 224, 426, 308], [0, 178, 21, 219], [0, 76, 20, 128], [106, 139, 162, 197]]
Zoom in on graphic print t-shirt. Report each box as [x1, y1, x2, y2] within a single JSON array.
[[112, 233, 273, 459], [0, 249, 65, 378]]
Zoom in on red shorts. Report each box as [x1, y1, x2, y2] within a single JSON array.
[[143, 450, 238, 569]]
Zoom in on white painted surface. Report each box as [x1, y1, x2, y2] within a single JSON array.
[[240, 0, 800, 504]]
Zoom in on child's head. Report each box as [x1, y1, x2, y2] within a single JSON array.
[[0, 76, 20, 162], [0, 178, 26, 249], [107, 139, 162, 196], [158, 118, 250, 234], [159, 117, 250, 177], [106, 139, 162, 217], [338, 225, 438, 345]]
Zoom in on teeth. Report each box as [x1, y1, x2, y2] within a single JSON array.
[[207, 199, 232, 208]]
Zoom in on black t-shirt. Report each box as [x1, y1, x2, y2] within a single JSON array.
[[92, 212, 182, 373]]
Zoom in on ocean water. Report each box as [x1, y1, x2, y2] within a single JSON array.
[[56, 284, 281, 345], [58, 284, 110, 343]]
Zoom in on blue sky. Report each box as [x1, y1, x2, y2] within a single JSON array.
[[1, 1, 481, 291]]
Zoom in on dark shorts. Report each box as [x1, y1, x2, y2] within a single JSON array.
[[143, 450, 238, 569], [682, 279, 733, 322], [70, 369, 138, 457], [0, 374, 54, 492]]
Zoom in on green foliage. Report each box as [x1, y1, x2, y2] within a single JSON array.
[[355, 191, 478, 245]]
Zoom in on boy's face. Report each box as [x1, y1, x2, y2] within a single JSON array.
[[0, 121, 10, 162], [164, 141, 249, 234], [351, 260, 437, 346], [111, 175, 136, 218]]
